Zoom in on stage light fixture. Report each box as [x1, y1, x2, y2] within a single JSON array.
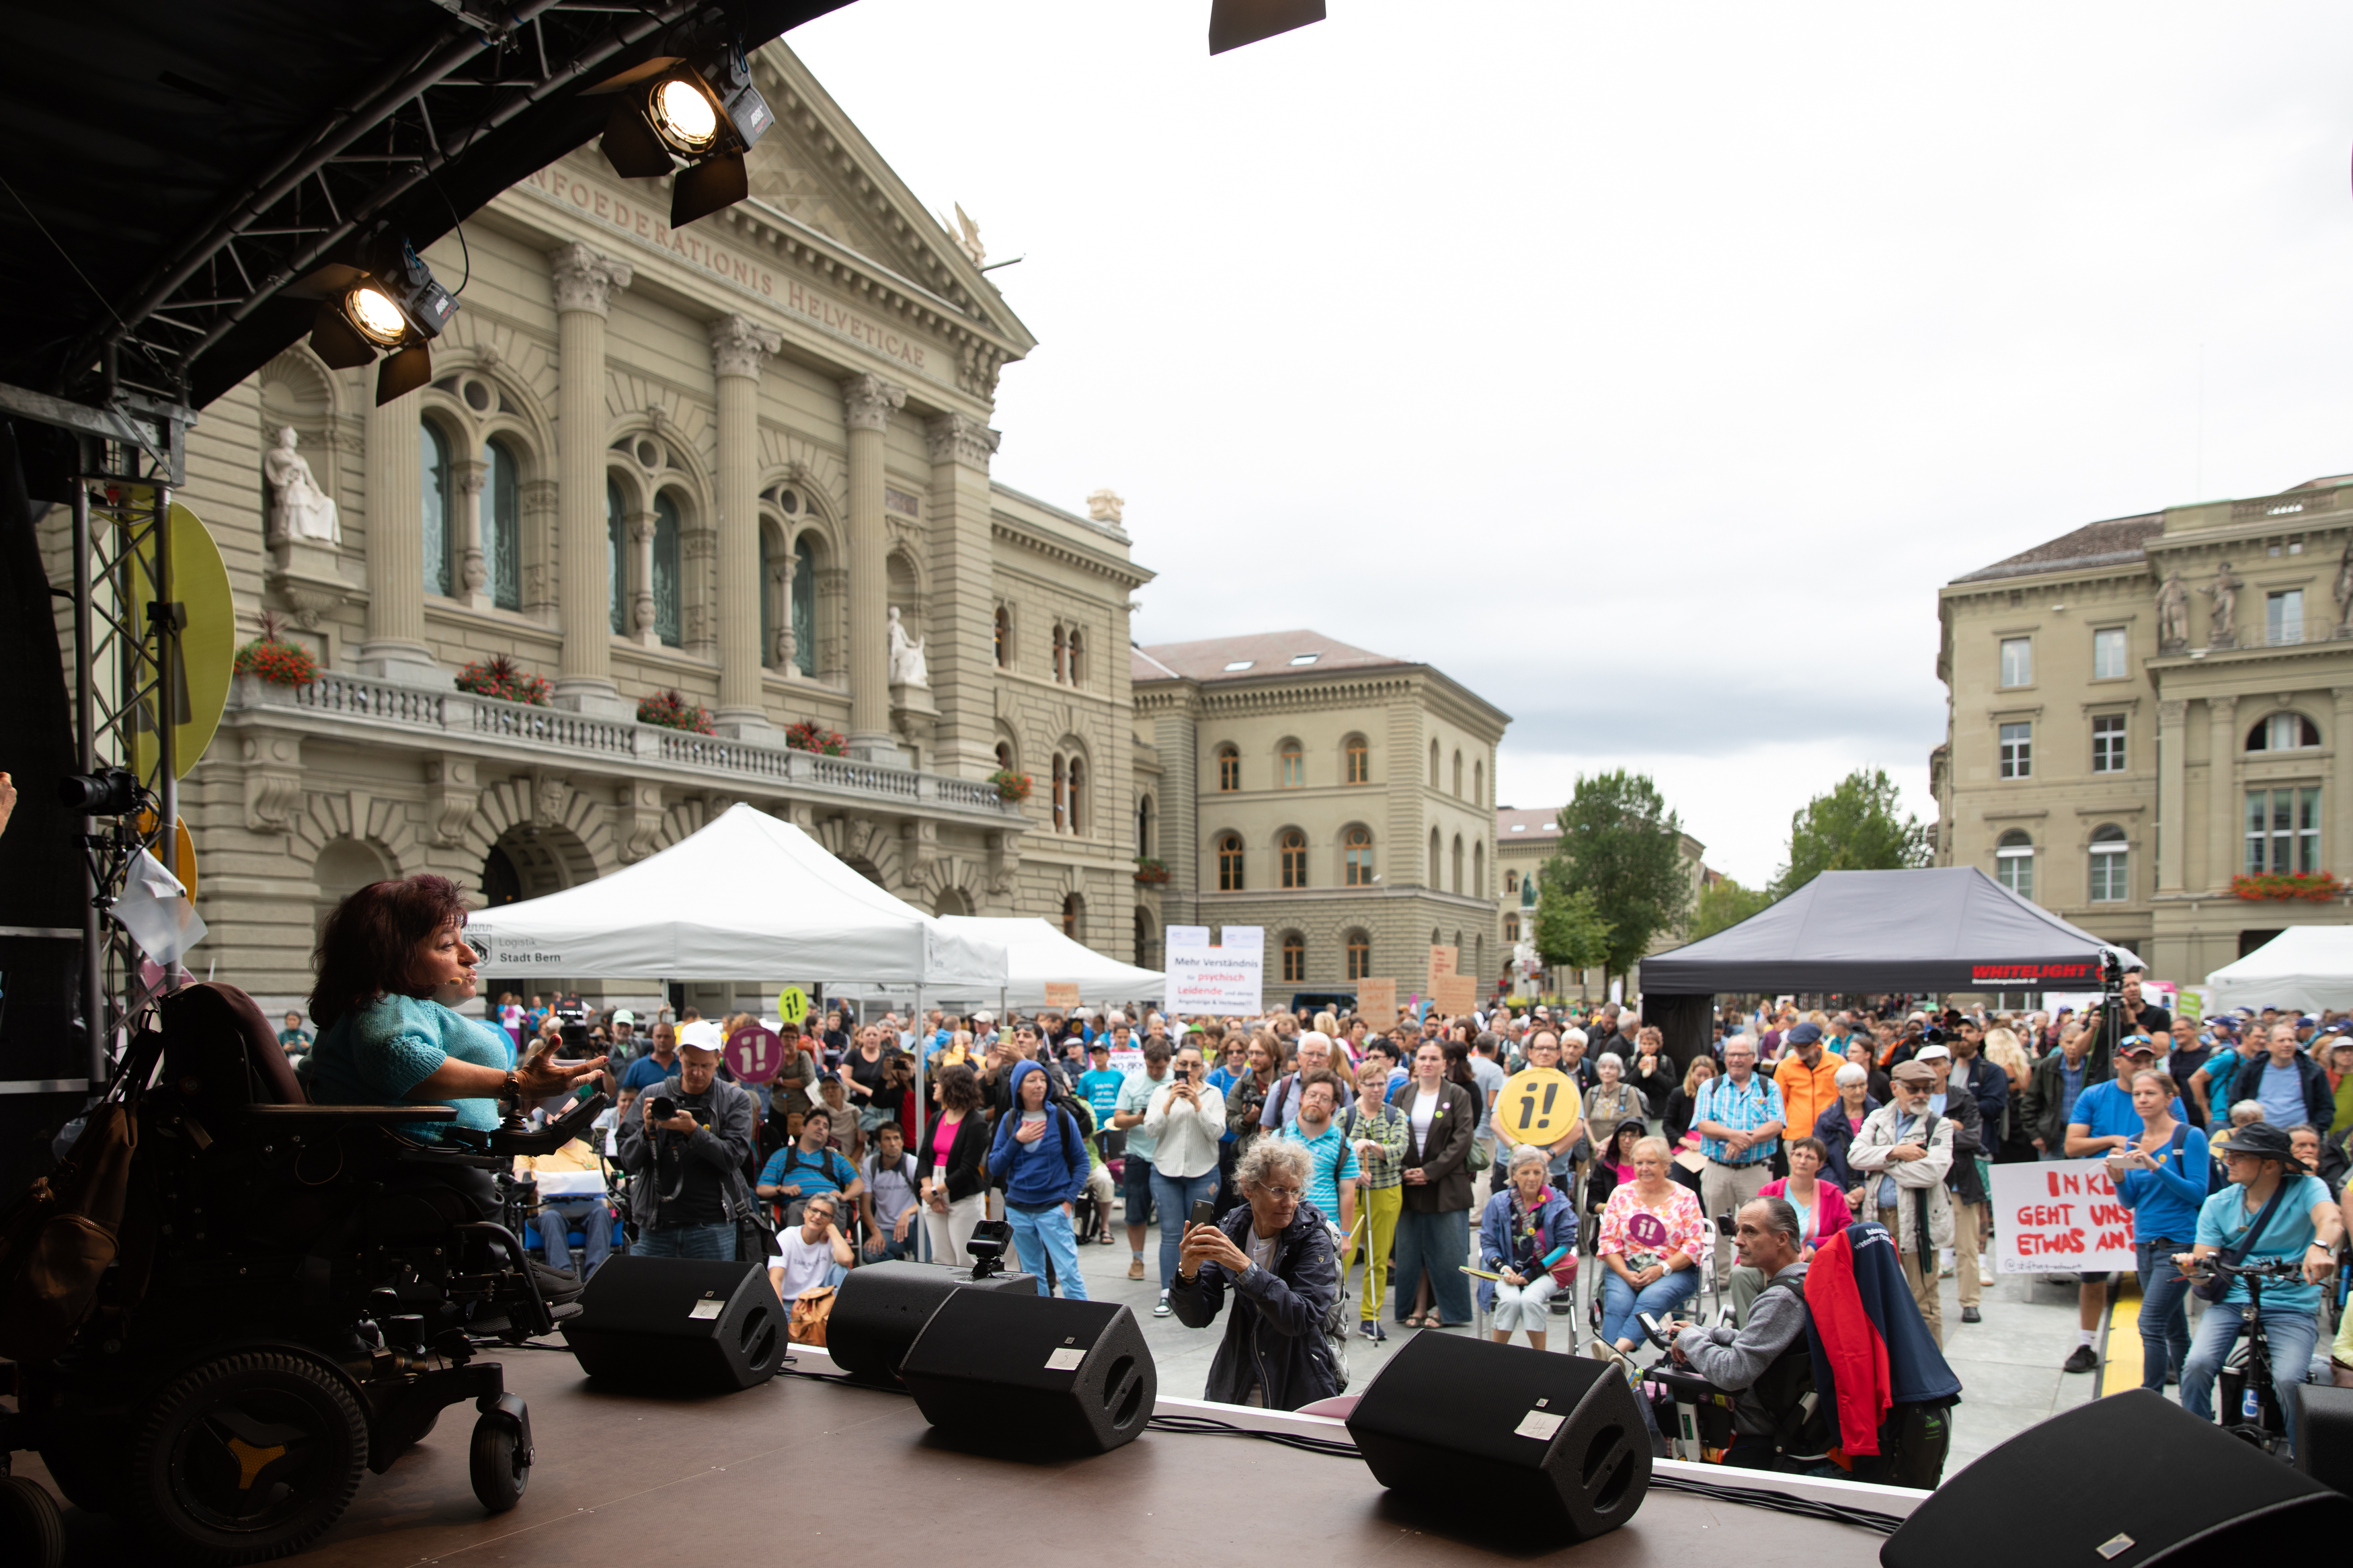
[[588, 44, 774, 228], [286, 227, 458, 406]]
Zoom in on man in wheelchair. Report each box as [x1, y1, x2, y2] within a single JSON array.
[[1, 874, 608, 1565], [1657, 1197, 1819, 1471]]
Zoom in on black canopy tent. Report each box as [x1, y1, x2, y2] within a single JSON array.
[[1639, 867, 2145, 1067]]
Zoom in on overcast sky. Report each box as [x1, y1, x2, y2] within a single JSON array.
[[791, 1, 2353, 886]]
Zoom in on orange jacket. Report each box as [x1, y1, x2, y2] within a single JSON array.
[[1775, 1051, 1844, 1145]]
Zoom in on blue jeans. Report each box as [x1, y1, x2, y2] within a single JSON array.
[[1601, 1264, 1700, 1350], [2134, 1239, 2192, 1391], [539, 1198, 614, 1277], [632, 1220, 735, 1260], [1006, 1203, 1089, 1299], [2180, 1299, 2319, 1430], [1150, 1167, 1220, 1288], [1394, 1206, 1474, 1324]]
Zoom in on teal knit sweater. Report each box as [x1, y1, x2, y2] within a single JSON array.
[[310, 993, 516, 1140]]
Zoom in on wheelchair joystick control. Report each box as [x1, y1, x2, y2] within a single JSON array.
[[385, 1315, 427, 1355]]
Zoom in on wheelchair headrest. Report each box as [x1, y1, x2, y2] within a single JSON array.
[[160, 982, 309, 1111]]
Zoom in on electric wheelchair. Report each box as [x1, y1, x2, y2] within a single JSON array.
[[1, 982, 608, 1565]]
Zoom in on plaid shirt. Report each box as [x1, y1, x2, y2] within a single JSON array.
[[1339, 1101, 1409, 1191], [1694, 1073, 1785, 1167]]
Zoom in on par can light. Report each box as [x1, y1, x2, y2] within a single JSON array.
[[286, 227, 458, 405], [649, 75, 721, 155], [589, 44, 773, 226]]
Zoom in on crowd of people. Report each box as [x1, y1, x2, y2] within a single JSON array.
[[276, 885, 2353, 1461]]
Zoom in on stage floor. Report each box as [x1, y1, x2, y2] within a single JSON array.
[[20, 1348, 1889, 1566]]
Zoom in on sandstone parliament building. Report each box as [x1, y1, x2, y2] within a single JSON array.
[[1937, 470, 2353, 985], [38, 41, 1505, 1019]]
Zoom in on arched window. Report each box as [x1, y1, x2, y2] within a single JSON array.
[[1062, 892, 1084, 940], [1995, 830, 2034, 901], [1281, 932, 1306, 983], [1136, 794, 1154, 858], [1504, 913, 1520, 942], [1052, 757, 1068, 831], [1218, 833, 1245, 891], [1280, 829, 1308, 889], [1505, 870, 1519, 894], [1343, 825, 1373, 886], [1216, 745, 1240, 792], [1135, 907, 1154, 968], [651, 492, 682, 647], [791, 535, 817, 675], [1428, 738, 1439, 787], [1068, 628, 1085, 686], [996, 741, 1014, 774], [1474, 759, 1484, 806], [1279, 739, 1304, 788], [1068, 756, 1086, 835], [1345, 930, 1370, 980], [994, 606, 1010, 668], [1452, 833, 1464, 895], [606, 478, 627, 634], [422, 419, 452, 597], [483, 437, 520, 610], [1474, 841, 1484, 896], [1453, 749, 1464, 798], [2247, 712, 2322, 751], [1429, 827, 1441, 884], [2088, 824, 2129, 903], [1345, 733, 1369, 784], [1053, 625, 1068, 682]]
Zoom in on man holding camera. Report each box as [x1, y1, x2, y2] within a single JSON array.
[[616, 1020, 758, 1260]]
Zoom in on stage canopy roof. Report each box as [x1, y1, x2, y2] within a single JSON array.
[[0, 1, 846, 413], [1640, 866, 2146, 995], [932, 916, 1164, 1007], [466, 803, 1006, 987], [2205, 925, 2353, 1015]]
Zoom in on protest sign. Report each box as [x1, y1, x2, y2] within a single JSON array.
[[1433, 973, 1478, 1016], [1357, 978, 1398, 1031], [1043, 982, 1081, 1010], [1992, 1158, 2137, 1274], [1494, 1068, 1582, 1147], [1429, 945, 1457, 992], [725, 1022, 786, 1084], [775, 985, 809, 1026], [1166, 925, 1263, 1014]]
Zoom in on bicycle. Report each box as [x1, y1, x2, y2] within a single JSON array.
[[2181, 1253, 2309, 1456]]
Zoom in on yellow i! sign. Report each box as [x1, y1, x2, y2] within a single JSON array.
[[776, 986, 809, 1026], [1496, 1068, 1581, 1144]]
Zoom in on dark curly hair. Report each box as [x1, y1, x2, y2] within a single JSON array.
[[308, 873, 470, 1029]]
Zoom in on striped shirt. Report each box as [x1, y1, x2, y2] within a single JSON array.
[[1694, 1073, 1785, 1167], [1281, 1119, 1360, 1228]]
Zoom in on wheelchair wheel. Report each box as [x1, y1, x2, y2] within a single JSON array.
[[127, 1350, 369, 1565], [469, 1413, 530, 1513], [0, 1474, 66, 1568]]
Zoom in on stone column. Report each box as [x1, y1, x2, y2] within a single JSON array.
[[356, 388, 443, 685], [2334, 689, 2353, 875], [2157, 698, 2188, 893], [2204, 695, 2239, 893], [770, 547, 795, 674], [712, 315, 783, 736], [455, 455, 490, 611], [629, 511, 656, 645], [924, 412, 1002, 777], [840, 373, 906, 759], [549, 242, 632, 716]]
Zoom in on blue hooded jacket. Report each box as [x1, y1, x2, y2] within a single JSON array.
[[988, 1060, 1088, 1210]]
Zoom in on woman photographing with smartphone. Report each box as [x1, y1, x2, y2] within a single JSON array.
[[2108, 1067, 2208, 1395]]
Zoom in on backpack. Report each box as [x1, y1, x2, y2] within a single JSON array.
[[1749, 1274, 1835, 1460]]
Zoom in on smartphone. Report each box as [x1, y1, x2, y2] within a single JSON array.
[[1189, 1200, 1216, 1229]]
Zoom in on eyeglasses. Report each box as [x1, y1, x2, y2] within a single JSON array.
[[1255, 1186, 1302, 1203]]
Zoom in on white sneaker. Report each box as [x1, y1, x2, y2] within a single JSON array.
[[1979, 1263, 1995, 1286], [1154, 1290, 1171, 1318]]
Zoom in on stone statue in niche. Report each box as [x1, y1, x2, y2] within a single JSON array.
[[2334, 538, 2353, 639], [2202, 560, 2243, 649], [2155, 569, 2190, 654], [264, 427, 340, 544], [887, 606, 928, 687]]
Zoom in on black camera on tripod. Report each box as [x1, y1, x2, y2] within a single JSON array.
[[57, 766, 142, 816]]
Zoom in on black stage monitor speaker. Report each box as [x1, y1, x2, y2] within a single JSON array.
[[1345, 1333, 1648, 1542], [826, 1260, 1039, 1385], [2296, 1382, 2353, 1496], [1882, 1391, 2353, 1567], [565, 1256, 782, 1393], [898, 1290, 1154, 1455]]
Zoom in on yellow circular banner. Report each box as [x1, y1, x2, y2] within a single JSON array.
[[775, 985, 809, 1026], [1494, 1067, 1582, 1145]]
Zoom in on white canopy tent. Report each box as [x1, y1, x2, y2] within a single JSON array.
[[935, 915, 1163, 1007], [465, 803, 1008, 987], [2205, 925, 2353, 1015]]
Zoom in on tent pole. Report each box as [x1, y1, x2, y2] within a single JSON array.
[[912, 983, 926, 1263]]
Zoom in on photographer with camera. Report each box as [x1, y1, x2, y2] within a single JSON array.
[[616, 1019, 760, 1260]]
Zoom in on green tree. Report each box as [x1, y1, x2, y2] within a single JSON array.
[[1772, 767, 1930, 897], [1543, 770, 1693, 985], [1532, 879, 1613, 977], [1691, 876, 1772, 940]]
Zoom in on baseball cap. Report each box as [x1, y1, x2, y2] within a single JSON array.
[[612, 1009, 635, 1025], [678, 1020, 724, 1052], [2116, 1034, 2158, 1055], [1913, 1044, 1951, 1063], [1786, 1022, 1823, 1046], [2299, 1015, 2318, 1027]]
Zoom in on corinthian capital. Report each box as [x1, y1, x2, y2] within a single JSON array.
[[840, 373, 906, 433], [548, 242, 633, 317], [924, 412, 1001, 470], [711, 314, 783, 380]]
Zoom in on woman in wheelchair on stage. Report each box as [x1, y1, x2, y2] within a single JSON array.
[[308, 874, 607, 1186]]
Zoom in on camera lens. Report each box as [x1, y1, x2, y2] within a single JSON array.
[[57, 766, 139, 815]]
